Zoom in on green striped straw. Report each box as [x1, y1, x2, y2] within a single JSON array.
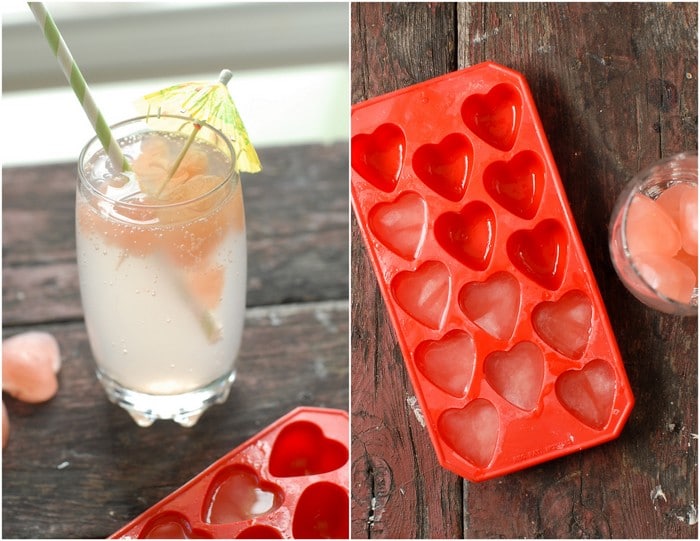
[[28, 2, 224, 343], [28, 2, 131, 172]]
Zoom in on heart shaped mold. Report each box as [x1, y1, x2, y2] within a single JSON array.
[[507, 219, 568, 290], [413, 133, 473, 202], [268, 420, 348, 477], [351, 123, 406, 192], [555, 359, 616, 430], [292, 482, 349, 539], [461, 83, 522, 151], [435, 200, 496, 271], [391, 260, 450, 329], [439, 399, 499, 468], [459, 271, 520, 340], [414, 329, 476, 397], [484, 341, 544, 411], [236, 525, 283, 539], [483, 150, 545, 219], [533, 290, 593, 359], [369, 192, 428, 260], [141, 512, 211, 539], [203, 465, 283, 524], [107, 408, 350, 540], [350, 62, 636, 483]]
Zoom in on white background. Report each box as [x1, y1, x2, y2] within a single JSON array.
[[2, 1, 350, 165]]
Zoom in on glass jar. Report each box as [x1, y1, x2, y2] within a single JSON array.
[[609, 151, 697, 316]]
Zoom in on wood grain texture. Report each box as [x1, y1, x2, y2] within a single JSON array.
[[3, 143, 348, 324], [351, 3, 465, 539], [2, 304, 347, 539], [351, 2, 697, 538], [2, 142, 349, 538]]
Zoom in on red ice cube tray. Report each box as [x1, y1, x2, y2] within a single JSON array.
[[351, 62, 635, 482], [110, 407, 349, 539]]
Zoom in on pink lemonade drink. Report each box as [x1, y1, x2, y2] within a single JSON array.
[[76, 116, 246, 426], [610, 151, 697, 315]]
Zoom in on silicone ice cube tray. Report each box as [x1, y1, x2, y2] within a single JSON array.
[[351, 61, 635, 482], [110, 407, 349, 539]]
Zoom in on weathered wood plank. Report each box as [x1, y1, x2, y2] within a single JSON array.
[[2, 135, 350, 537], [459, 4, 698, 539], [352, 2, 697, 539], [350, 3, 464, 539], [2, 300, 348, 539], [2, 143, 349, 325], [351, 2, 457, 103]]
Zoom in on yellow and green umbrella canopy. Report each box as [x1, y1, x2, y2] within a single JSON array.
[[140, 69, 262, 174]]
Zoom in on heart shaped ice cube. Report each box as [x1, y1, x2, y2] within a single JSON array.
[[556, 359, 616, 430], [369, 192, 428, 260], [438, 399, 499, 468], [459, 271, 520, 340], [532, 290, 593, 359], [414, 330, 476, 397], [203, 465, 282, 524], [483, 341, 544, 411], [392, 261, 450, 329]]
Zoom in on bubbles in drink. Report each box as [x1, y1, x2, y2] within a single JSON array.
[[76, 126, 246, 405]]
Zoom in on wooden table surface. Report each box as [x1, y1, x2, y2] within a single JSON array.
[[2, 142, 349, 538], [351, 3, 698, 539]]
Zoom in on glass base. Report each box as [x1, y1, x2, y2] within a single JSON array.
[[96, 369, 236, 427]]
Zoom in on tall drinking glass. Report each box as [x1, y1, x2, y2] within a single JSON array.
[[76, 115, 246, 426]]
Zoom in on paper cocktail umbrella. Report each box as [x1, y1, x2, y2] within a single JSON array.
[[139, 69, 262, 175]]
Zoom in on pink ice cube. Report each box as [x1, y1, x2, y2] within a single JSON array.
[[439, 399, 499, 468], [634, 251, 696, 304], [556, 359, 615, 430], [679, 185, 698, 256], [484, 342, 544, 411], [626, 194, 681, 258], [532, 290, 592, 359], [2, 331, 61, 403], [459, 272, 520, 340]]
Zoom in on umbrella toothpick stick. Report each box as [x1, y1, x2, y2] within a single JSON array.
[[156, 122, 202, 198], [28, 2, 130, 173], [140, 69, 262, 174], [153, 69, 235, 198]]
